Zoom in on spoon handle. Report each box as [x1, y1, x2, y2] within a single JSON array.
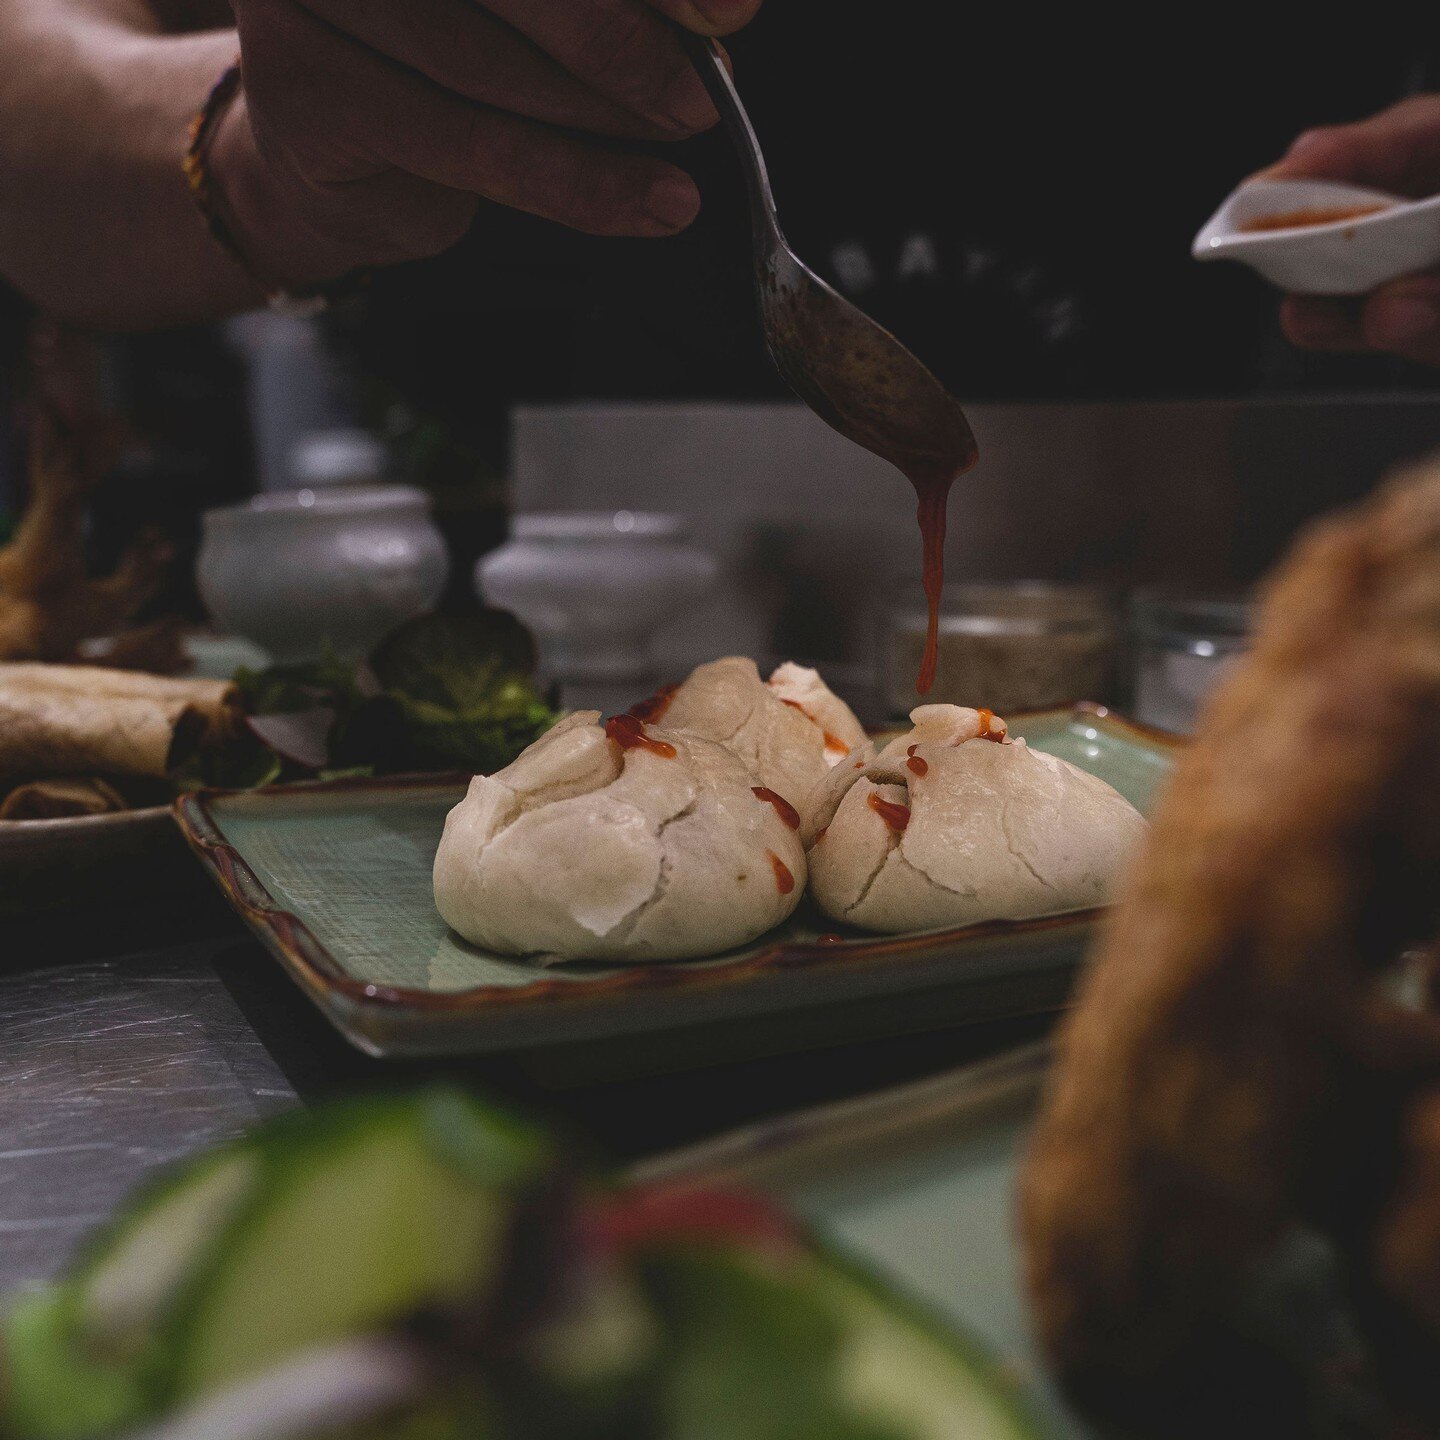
[[676, 31, 783, 257]]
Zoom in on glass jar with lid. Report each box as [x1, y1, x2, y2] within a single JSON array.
[[882, 582, 1119, 718], [1128, 590, 1252, 733]]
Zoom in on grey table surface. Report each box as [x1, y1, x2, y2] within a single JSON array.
[[0, 878, 1051, 1297]]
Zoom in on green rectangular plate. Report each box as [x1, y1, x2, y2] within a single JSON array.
[[633, 1042, 1074, 1429], [175, 705, 1178, 1060], [643, 1036, 1363, 1438]]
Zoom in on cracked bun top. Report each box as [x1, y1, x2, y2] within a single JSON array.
[[806, 704, 1147, 933], [432, 710, 806, 963], [655, 657, 867, 810]]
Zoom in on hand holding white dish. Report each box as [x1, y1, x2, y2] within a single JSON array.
[[805, 704, 1147, 934], [433, 709, 806, 963], [1192, 177, 1440, 296]]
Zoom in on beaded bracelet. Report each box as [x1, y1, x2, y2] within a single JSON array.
[[183, 60, 360, 316]]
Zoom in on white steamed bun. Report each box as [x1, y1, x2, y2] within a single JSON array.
[[805, 704, 1147, 933], [433, 710, 806, 962], [654, 656, 867, 810]]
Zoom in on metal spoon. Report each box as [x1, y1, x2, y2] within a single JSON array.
[[678, 34, 978, 485]]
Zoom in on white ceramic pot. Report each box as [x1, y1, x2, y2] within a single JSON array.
[[478, 511, 719, 711], [198, 486, 449, 663]]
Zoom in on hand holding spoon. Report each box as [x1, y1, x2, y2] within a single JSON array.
[[680, 34, 978, 692]]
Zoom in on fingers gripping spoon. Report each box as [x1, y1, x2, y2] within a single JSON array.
[[679, 34, 979, 693]]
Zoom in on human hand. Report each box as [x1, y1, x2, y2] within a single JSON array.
[[1260, 94, 1440, 365], [210, 0, 762, 288]]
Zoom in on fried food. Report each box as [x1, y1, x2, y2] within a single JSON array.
[[0, 685, 203, 781], [0, 663, 238, 739], [1019, 458, 1440, 1418], [0, 325, 174, 663]]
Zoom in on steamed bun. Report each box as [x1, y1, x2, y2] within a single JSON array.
[[433, 710, 806, 962], [655, 657, 867, 808], [806, 704, 1146, 933]]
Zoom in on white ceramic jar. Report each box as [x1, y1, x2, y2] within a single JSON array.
[[478, 512, 719, 711], [198, 486, 449, 663]]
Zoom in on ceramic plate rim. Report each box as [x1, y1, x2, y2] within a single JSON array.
[[0, 803, 171, 838], [172, 703, 1180, 1025]]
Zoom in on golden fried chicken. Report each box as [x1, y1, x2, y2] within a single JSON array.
[[1020, 457, 1440, 1423]]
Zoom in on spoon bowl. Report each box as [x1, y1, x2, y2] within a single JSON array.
[[681, 35, 977, 483]]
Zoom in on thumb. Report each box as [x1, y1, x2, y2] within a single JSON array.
[[1261, 94, 1440, 198]]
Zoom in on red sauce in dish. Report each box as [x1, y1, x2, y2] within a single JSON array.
[[1239, 203, 1388, 233], [605, 713, 677, 758], [752, 786, 801, 829], [627, 683, 679, 724], [868, 792, 911, 832], [767, 850, 797, 894]]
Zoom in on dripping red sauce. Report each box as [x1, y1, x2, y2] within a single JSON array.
[[752, 786, 800, 829], [814, 825, 829, 843], [605, 713, 677, 759], [910, 465, 955, 696], [906, 744, 929, 777], [627, 683, 679, 724], [767, 850, 796, 895], [868, 791, 911, 833]]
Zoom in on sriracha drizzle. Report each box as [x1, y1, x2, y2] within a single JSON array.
[[868, 791, 911, 833], [752, 787, 801, 829], [767, 850, 796, 894], [605, 713, 677, 759], [911, 466, 954, 695]]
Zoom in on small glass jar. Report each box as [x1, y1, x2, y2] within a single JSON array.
[[882, 583, 1118, 718], [1129, 590, 1251, 734]]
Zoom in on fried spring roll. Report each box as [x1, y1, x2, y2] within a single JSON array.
[[0, 688, 203, 779], [0, 663, 237, 735]]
